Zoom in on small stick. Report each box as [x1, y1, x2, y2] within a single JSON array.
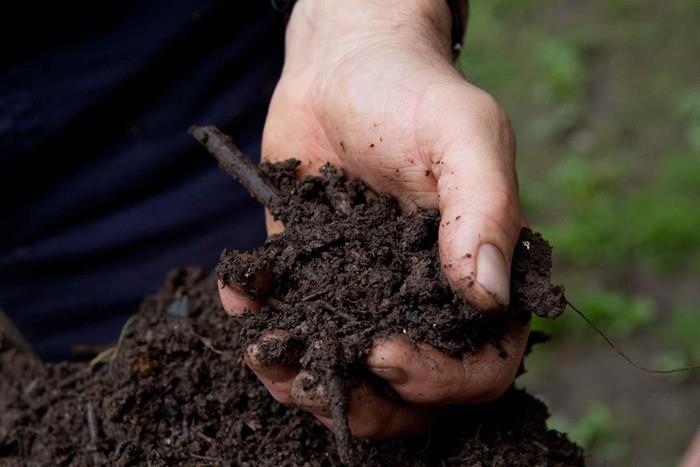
[[86, 402, 98, 444], [324, 340, 353, 465], [0, 309, 42, 368], [86, 401, 101, 465], [189, 125, 280, 207], [327, 368, 352, 465]]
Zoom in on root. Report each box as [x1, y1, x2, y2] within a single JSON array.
[[567, 299, 700, 374], [327, 369, 352, 465], [89, 315, 139, 377]]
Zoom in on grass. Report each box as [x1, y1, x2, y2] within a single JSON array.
[[548, 402, 630, 462]]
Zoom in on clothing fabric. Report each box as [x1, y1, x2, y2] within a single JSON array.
[[0, 2, 284, 360]]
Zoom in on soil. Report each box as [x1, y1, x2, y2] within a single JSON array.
[[216, 160, 568, 451], [219, 162, 566, 358], [0, 268, 584, 466], [0, 159, 582, 465]]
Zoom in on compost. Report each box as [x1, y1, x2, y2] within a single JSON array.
[[1, 269, 583, 466], [0, 146, 583, 465]]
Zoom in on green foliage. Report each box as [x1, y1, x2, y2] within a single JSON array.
[[459, 0, 700, 275], [542, 185, 700, 273], [457, 2, 700, 464], [678, 91, 700, 152], [532, 289, 656, 338], [548, 402, 630, 461], [659, 304, 700, 366]]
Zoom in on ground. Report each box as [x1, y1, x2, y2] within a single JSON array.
[[458, 1, 700, 466]]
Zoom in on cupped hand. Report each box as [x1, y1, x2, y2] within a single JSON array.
[[220, 0, 529, 437]]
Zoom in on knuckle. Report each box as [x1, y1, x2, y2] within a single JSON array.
[[404, 380, 456, 405], [458, 89, 516, 156], [473, 91, 510, 130]]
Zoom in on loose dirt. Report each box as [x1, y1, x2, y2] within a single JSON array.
[[1, 268, 583, 466], [0, 161, 582, 466]]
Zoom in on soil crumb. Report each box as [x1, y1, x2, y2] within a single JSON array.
[[0, 269, 583, 466]]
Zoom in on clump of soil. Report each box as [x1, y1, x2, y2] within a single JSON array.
[[0, 268, 584, 466], [218, 160, 565, 393]]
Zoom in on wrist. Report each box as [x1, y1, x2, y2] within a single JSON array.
[[286, 0, 454, 72]]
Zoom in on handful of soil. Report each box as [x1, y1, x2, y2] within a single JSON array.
[[0, 128, 581, 466], [219, 160, 566, 367], [205, 124, 568, 459]]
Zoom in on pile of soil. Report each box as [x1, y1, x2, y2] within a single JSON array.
[[0, 268, 584, 466]]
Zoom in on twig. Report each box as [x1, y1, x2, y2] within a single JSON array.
[[23, 378, 40, 397], [110, 315, 139, 377], [324, 340, 352, 465], [567, 299, 700, 374], [320, 301, 355, 323], [89, 347, 116, 368], [301, 289, 328, 302], [189, 125, 280, 208], [0, 309, 43, 368], [328, 369, 352, 465], [85, 401, 100, 465], [86, 402, 98, 443], [190, 453, 223, 463], [190, 327, 229, 356], [194, 430, 216, 446], [89, 315, 138, 374], [417, 430, 432, 455]]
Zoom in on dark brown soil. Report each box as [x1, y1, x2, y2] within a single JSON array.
[[217, 160, 568, 450], [0, 268, 583, 466], [219, 162, 565, 362]]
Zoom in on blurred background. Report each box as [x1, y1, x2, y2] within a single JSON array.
[[458, 1, 700, 466]]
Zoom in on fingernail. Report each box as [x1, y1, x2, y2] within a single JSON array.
[[476, 243, 510, 306], [368, 367, 408, 384]]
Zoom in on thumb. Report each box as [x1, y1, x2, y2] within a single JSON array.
[[218, 266, 272, 316], [433, 115, 522, 312]]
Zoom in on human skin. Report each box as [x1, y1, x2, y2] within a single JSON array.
[[680, 430, 700, 467], [220, 0, 530, 437]]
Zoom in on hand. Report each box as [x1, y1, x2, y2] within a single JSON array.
[[220, 0, 529, 437]]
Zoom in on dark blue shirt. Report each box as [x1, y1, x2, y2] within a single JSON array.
[[0, 2, 284, 360]]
